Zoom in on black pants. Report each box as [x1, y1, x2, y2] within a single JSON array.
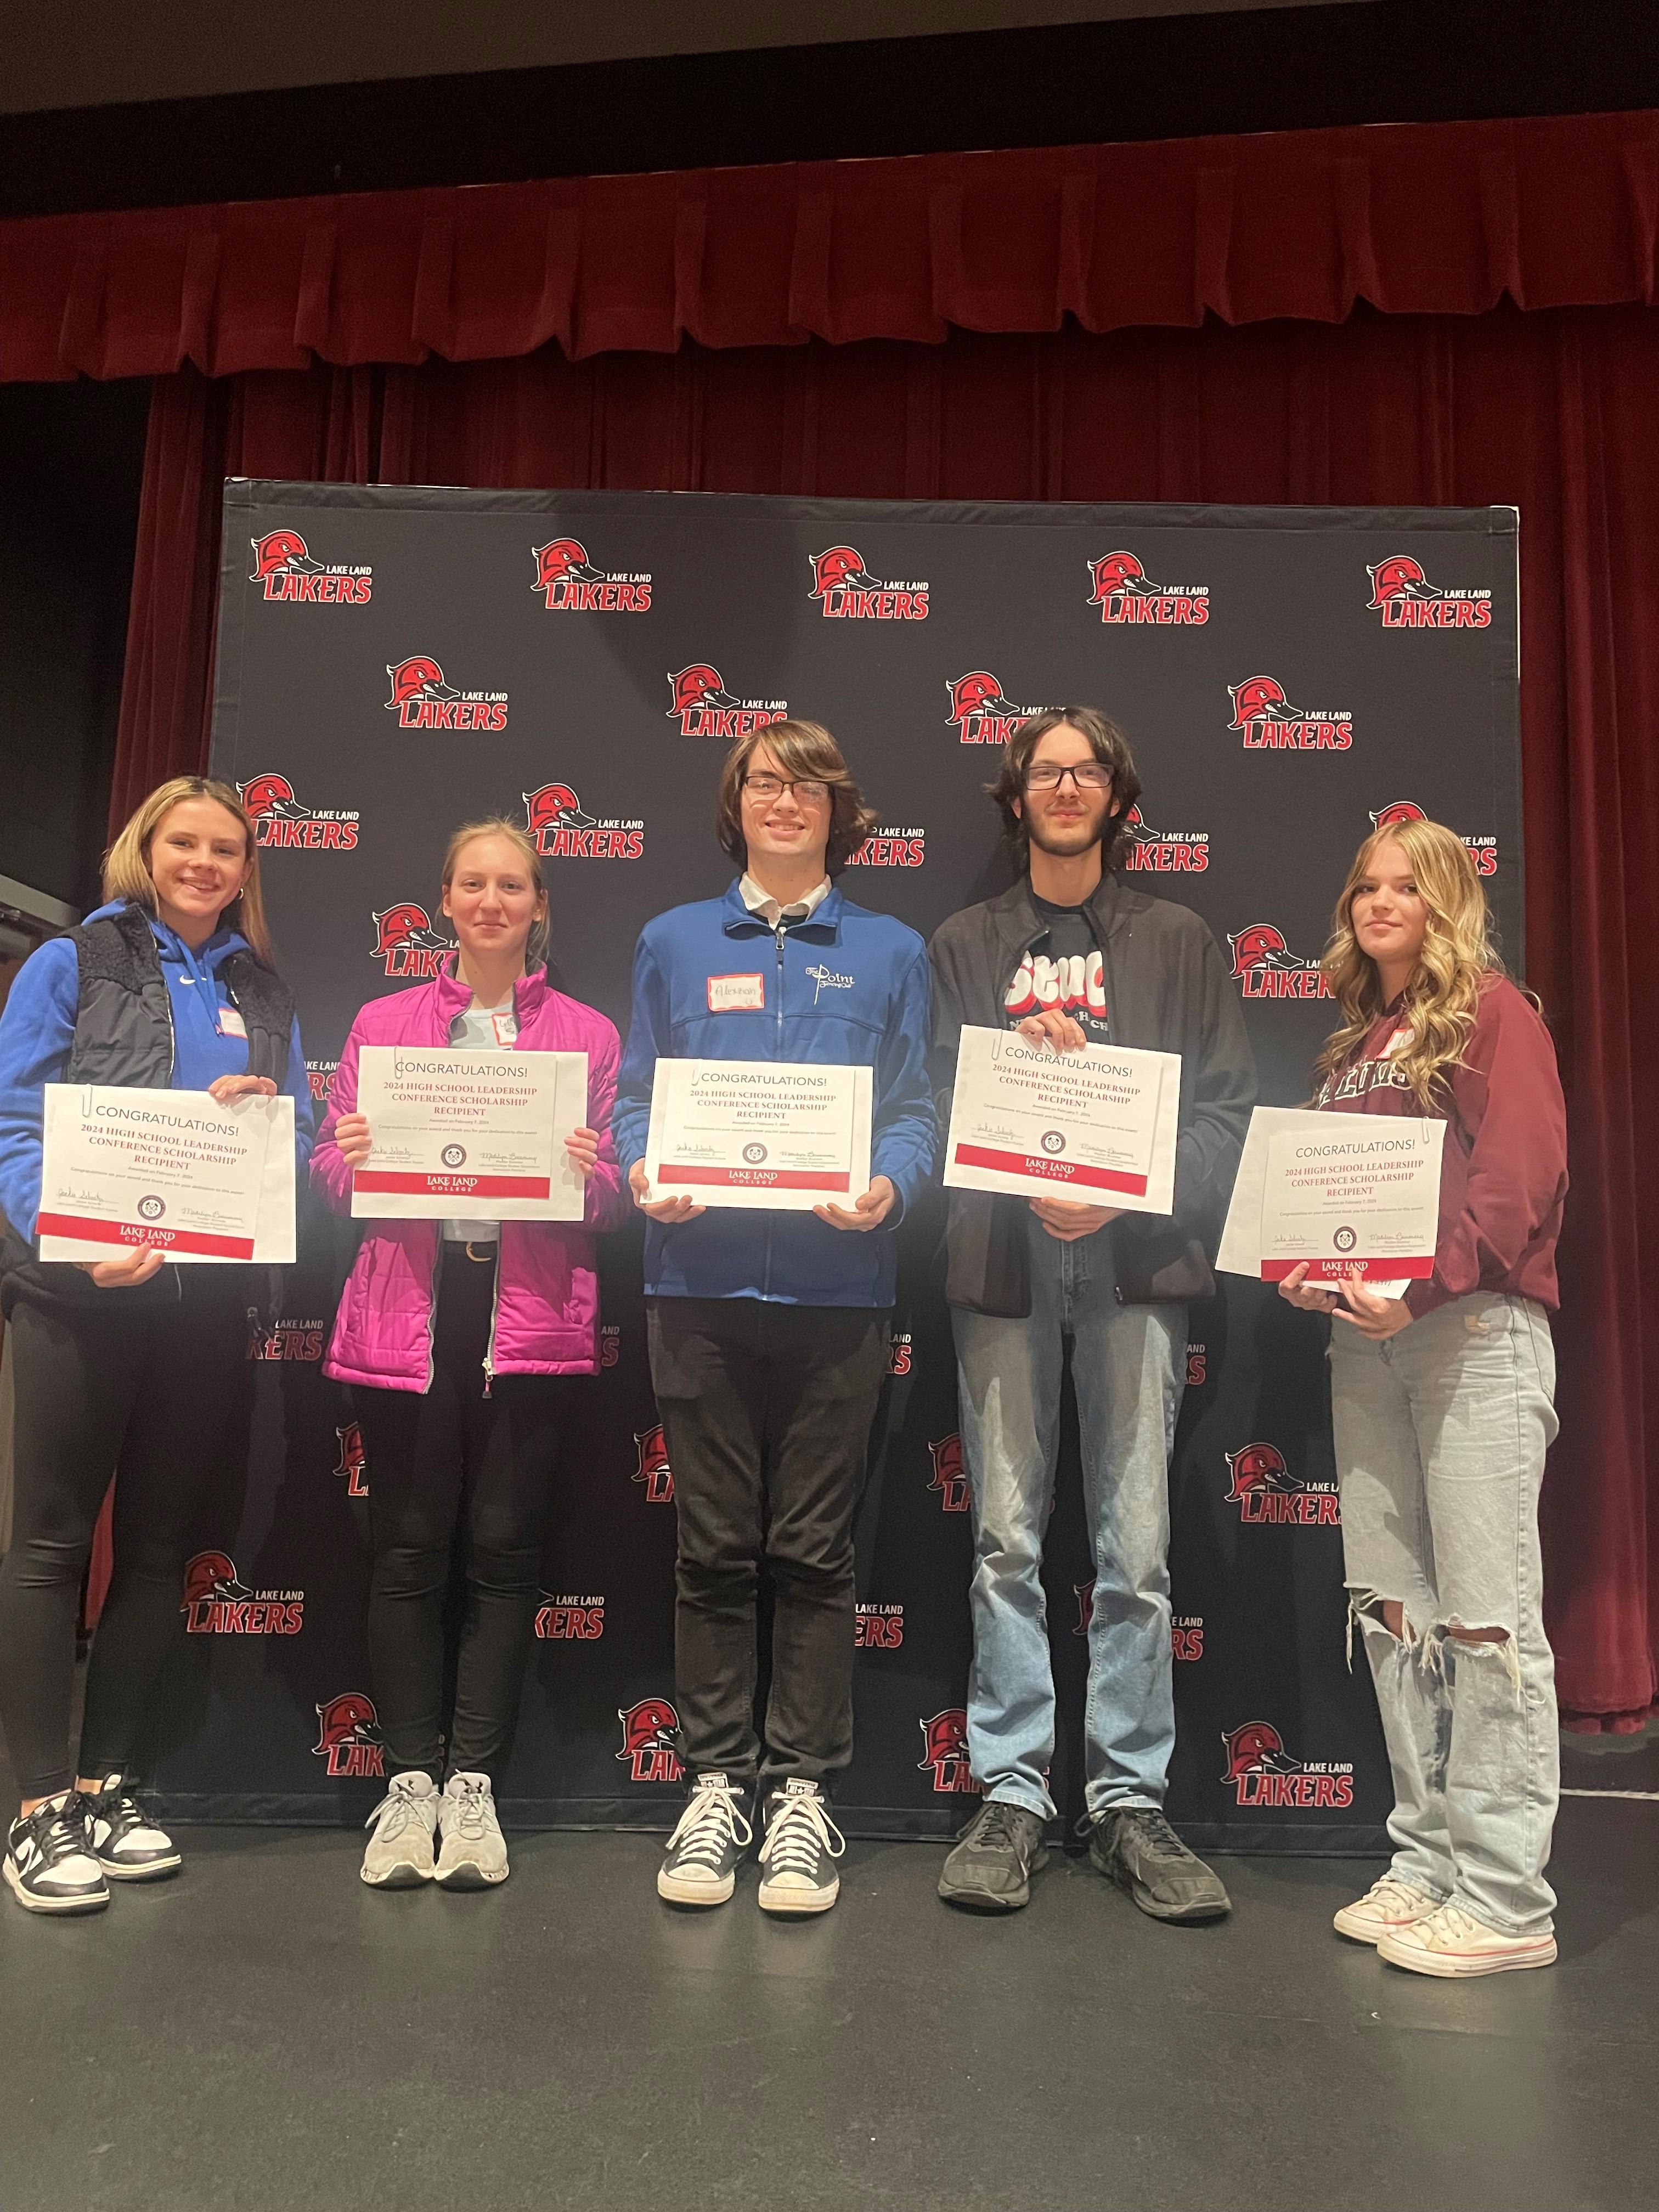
[[353, 1245, 567, 1782], [0, 1270, 255, 1799], [647, 1296, 890, 1789]]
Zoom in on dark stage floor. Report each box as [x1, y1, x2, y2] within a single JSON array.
[[2, 1781, 1656, 2212]]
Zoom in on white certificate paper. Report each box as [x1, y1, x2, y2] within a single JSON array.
[[38, 1084, 291, 1263], [942, 1027, 1181, 1216], [1217, 1106, 1444, 1295], [643, 1059, 873, 1212], [352, 1046, 588, 1222]]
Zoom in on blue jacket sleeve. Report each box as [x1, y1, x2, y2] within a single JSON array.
[[870, 944, 938, 1223], [283, 1015, 315, 1173], [0, 938, 80, 1245], [611, 930, 669, 1177]]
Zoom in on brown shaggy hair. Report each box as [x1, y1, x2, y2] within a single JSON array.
[[715, 720, 878, 877]]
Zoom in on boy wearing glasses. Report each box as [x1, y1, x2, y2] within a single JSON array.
[[929, 708, 1254, 1920], [613, 721, 935, 1917]]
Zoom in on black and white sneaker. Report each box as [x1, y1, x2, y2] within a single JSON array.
[[757, 1779, 844, 1916], [4, 1794, 110, 1915], [75, 1775, 181, 1882], [657, 1773, 753, 1906]]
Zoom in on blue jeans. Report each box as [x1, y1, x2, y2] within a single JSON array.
[[952, 1216, 1186, 1821], [1330, 1293, 1559, 1936]]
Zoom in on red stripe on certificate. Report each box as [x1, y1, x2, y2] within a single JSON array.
[[37, 1212, 255, 1260], [659, 1167, 851, 1192], [353, 1172, 551, 1199], [952, 1144, 1148, 1197], [1261, 1256, 1435, 1283]]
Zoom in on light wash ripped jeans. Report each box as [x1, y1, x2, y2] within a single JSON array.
[[1330, 1290, 1559, 1936], [952, 1214, 1185, 1821]]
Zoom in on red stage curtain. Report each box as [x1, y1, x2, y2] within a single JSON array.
[[109, 311, 1658, 1727], [8, 112, 1659, 381]]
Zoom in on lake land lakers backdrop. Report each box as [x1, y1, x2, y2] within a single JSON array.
[[165, 481, 1520, 1851]]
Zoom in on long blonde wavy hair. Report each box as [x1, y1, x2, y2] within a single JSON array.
[[103, 776, 273, 964], [1313, 817, 1506, 1108]]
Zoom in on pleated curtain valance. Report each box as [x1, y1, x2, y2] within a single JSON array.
[[7, 109, 1659, 381]]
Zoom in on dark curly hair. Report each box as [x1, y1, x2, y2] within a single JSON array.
[[986, 706, 1142, 869]]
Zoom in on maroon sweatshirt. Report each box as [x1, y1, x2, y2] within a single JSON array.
[[1310, 974, 1567, 1317]]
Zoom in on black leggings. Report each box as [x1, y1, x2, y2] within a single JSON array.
[[352, 1246, 567, 1782], [0, 1272, 255, 1799]]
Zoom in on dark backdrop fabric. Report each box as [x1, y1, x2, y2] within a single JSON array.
[[112, 309, 1658, 1732], [180, 476, 1516, 1848]]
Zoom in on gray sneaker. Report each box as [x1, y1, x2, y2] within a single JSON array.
[[435, 1772, 509, 1889], [361, 1771, 438, 1888], [1085, 1806, 1231, 1922], [938, 1799, 1049, 1911]]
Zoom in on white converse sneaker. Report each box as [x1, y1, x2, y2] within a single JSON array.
[[658, 1773, 754, 1906], [76, 1775, 181, 1881], [4, 1794, 109, 1915], [1378, 1899, 1558, 1977], [360, 1771, 438, 1888], [1333, 1874, 1439, 1945], [757, 1779, 844, 1916], [434, 1772, 509, 1888]]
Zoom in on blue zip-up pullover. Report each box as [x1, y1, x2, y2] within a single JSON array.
[[0, 900, 314, 1244], [613, 881, 935, 1307]]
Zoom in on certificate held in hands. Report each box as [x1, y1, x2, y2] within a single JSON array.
[[38, 1083, 295, 1262], [1217, 1106, 1444, 1293], [352, 1046, 588, 1222], [942, 1026, 1180, 1215], [644, 1059, 872, 1212]]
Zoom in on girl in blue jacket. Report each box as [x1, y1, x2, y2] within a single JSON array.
[[0, 776, 312, 1915]]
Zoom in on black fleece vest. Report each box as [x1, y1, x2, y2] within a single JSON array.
[[63, 904, 295, 1091]]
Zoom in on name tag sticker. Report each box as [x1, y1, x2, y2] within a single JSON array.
[[708, 973, 765, 1013], [217, 1007, 248, 1039], [492, 1012, 519, 1046]]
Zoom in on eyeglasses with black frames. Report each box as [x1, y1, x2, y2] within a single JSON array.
[[1023, 761, 1113, 792]]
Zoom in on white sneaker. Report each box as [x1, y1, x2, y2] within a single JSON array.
[[435, 1772, 509, 1888], [360, 1771, 438, 1888], [757, 1779, 845, 1916], [1378, 1900, 1558, 1977], [1333, 1874, 1439, 1945], [658, 1774, 754, 1906]]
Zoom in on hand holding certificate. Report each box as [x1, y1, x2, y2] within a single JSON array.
[[942, 1026, 1181, 1215], [1217, 1106, 1445, 1297], [351, 1047, 589, 1221], [39, 1083, 295, 1263], [642, 1059, 873, 1212]]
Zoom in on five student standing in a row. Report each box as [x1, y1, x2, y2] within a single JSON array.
[[0, 708, 1568, 1977]]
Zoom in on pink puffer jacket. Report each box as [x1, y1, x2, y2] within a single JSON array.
[[312, 967, 629, 1391]]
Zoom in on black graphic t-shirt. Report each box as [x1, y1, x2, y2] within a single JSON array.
[[1003, 898, 1111, 1046]]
